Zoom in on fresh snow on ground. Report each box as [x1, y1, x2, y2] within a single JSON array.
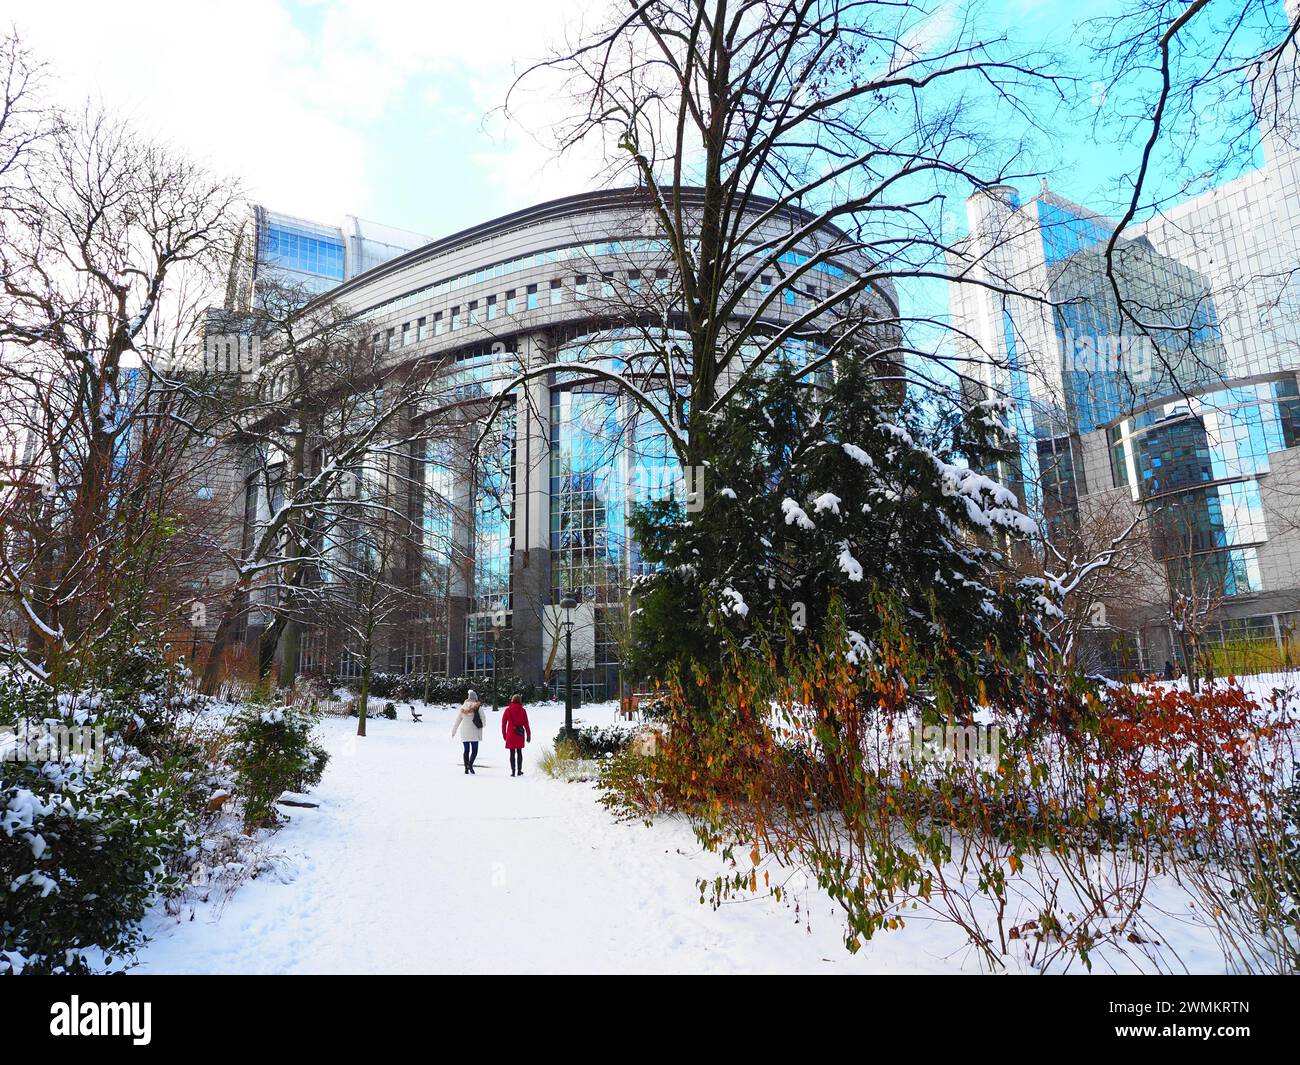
[[129, 695, 1253, 975]]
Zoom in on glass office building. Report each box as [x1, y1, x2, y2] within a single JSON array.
[[220, 188, 894, 692], [948, 58, 1300, 670], [258, 214, 346, 293]]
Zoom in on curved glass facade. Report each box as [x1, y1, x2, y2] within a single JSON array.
[[404, 332, 844, 690], [1107, 377, 1300, 598], [243, 191, 889, 686], [547, 332, 683, 695]]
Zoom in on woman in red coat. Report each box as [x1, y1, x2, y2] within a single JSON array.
[[501, 694, 532, 777]]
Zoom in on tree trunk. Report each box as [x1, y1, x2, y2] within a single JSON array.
[[357, 664, 370, 737], [279, 618, 300, 688], [1178, 630, 1199, 693], [258, 614, 286, 680], [200, 586, 248, 694]]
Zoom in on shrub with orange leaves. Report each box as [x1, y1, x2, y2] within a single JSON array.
[[602, 593, 1135, 968], [1095, 681, 1291, 845], [600, 592, 1300, 971], [1091, 680, 1300, 972]]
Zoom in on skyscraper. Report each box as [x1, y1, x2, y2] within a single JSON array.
[[949, 31, 1300, 672]]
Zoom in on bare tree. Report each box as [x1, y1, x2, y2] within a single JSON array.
[[1018, 502, 1147, 673], [1146, 499, 1235, 690], [0, 30, 46, 181], [300, 448, 430, 735], [0, 33, 240, 682], [1086, 0, 1300, 395], [194, 279, 464, 694], [1091, 0, 1299, 228], [494, 0, 1066, 467]]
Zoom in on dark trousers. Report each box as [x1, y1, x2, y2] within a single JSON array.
[[509, 748, 523, 774], [462, 741, 479, 769]]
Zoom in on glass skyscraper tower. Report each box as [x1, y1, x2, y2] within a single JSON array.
[[948, 31, 1300, 672]]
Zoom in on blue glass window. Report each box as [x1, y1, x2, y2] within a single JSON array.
[[1036, 201, 1111, 267], [260, 221, 345, 281], [1168, 547, 1262, 599], [471, 408, 515, 626], [1149, 479, 1267, 560]]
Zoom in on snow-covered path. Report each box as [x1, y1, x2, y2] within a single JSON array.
[[130, 697, 1231, 974], [133, 701, 939, 974]]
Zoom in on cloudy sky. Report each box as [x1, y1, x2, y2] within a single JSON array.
[[0, 0, 1279, 243], [2, 0, 611, 239]]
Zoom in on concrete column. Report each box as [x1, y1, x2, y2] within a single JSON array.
[[510, 331, 554, 685], [446, 421, 476, 676]]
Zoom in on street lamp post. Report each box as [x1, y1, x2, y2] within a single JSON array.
[[559, 595, 577, 737], [423, 613, 432, 706], [490, 621, 500, 713]]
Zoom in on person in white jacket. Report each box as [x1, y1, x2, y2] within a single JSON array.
[[451, 690, 485, 774]]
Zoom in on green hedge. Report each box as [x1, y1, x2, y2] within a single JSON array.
[[327, 672, 541, 705], [559, 724, 634, 758]]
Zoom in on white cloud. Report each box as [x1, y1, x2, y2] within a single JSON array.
[[2, 0, 611, 226]]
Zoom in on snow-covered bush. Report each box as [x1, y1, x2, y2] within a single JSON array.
[[1, 619, 334, 973], [0, 645, 216, 974], [560, 724, 632, 758], [540, 735, 599, 782], [1, 751, 186, 973], [540, 726, 629, 783], [229, 688, 328, 830]]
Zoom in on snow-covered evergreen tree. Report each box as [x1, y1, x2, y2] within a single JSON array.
[[628, 358, 1045, 685]]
